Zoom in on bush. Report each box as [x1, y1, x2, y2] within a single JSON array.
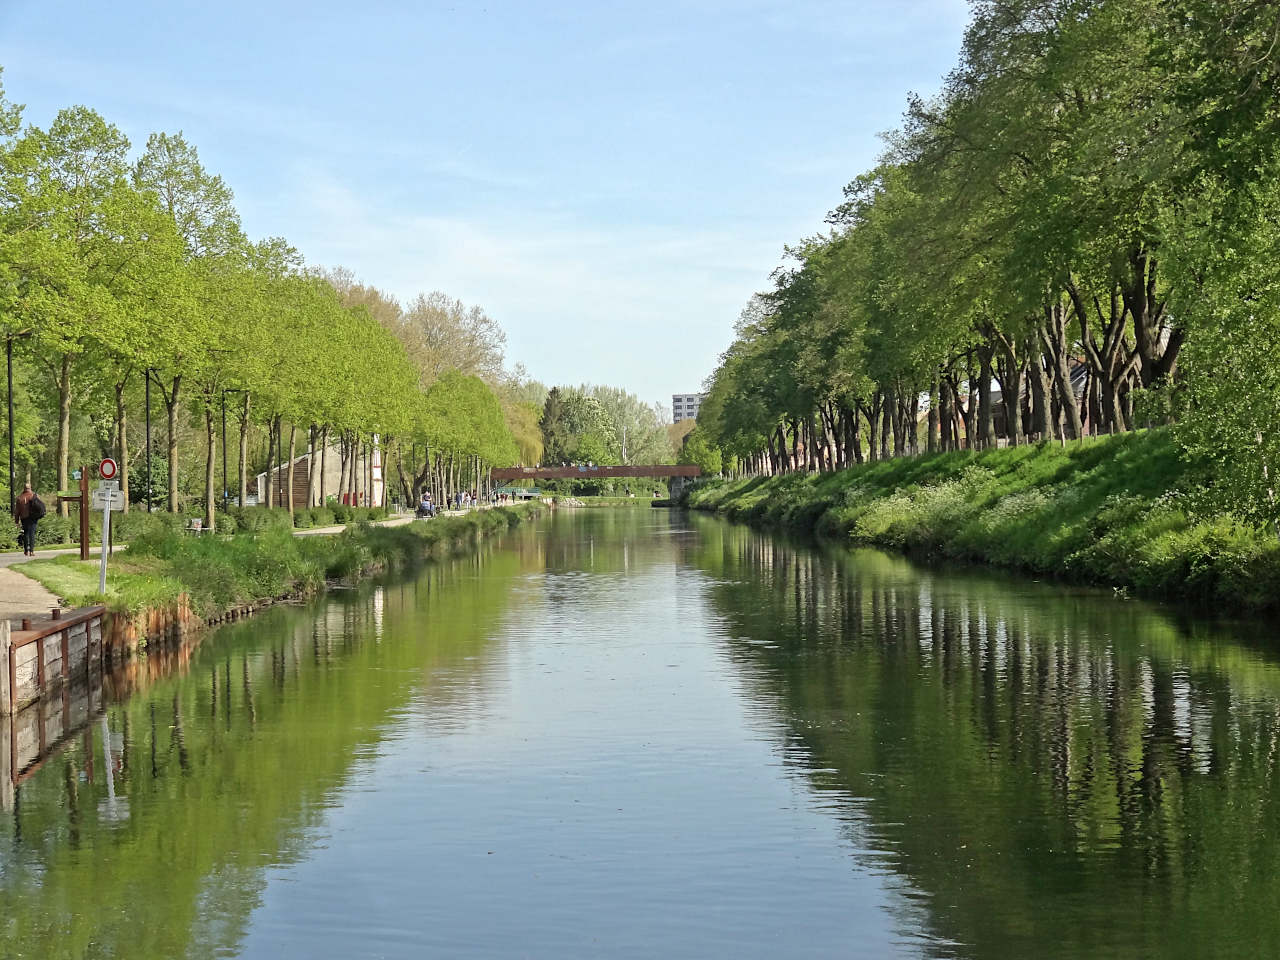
[[229, 506, 294, 533], [36, 515, 77, 545], [687, 429, 1280, 612], [112, 511, 184, 543]]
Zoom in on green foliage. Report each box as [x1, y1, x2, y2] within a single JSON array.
[[677, 426, 722, 475], [19, 504, 541, 618], [690, 0, 1280, 533], [689, 430, 1280, 612], [1, 75, 522, 529], [539, 386, 620, 464]]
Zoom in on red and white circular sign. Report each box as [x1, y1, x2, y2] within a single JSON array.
[[99, 457, 118, 480]]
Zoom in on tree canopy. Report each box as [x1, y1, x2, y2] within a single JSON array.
[[694, 0, 1280, 530]]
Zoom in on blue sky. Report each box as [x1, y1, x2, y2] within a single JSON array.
[[0, 0, 969, 412]]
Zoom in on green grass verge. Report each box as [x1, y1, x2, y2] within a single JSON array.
[[687, 429, 1280, 612], [17, 505, 543, 620]]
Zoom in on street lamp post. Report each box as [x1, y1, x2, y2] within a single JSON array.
[[220, 389, 246, 509], [6, 336, 15, 513]]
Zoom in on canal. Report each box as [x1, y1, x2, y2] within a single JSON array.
[[2, 509, 1278, 958]]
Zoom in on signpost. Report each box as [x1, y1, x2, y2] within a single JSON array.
[[95, 459, 122, 595], [56, 467, 90, 561]]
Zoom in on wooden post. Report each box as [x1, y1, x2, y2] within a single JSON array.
[[0, 706, 11, 811], [0, 619, 11, 716], [78, 466, 89, 560]]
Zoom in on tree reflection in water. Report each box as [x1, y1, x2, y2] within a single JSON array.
[[685, 514, 1280, 959]]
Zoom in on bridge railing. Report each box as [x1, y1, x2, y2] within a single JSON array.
[[491, 465, 701, 481]]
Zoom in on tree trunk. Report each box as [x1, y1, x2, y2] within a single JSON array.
[[880, 397, 892, 461], [319, 427, 328, 507], [927, 377, 940, 453], [1122, 249, 1182, 388], [115, 377, 130, 513], [308, 424, 318, 508], [238, 395, 250, 509], [165, 375, 182, 513], [1027, 344, 1051, 442], [1040, 303, 1083, 440], [867, 396, 881, 463], [976, 345, 994, 450], [286, 423, 297, 518], [56, 354, 72, 517], [265, 419, 275, 509]]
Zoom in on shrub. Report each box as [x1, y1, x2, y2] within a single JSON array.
[[229, 506, 293, 533], [36, 515, 77, 545], [688, 429, 1280, 613]]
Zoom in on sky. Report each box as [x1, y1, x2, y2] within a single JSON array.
[[0, 0, 970, 414]]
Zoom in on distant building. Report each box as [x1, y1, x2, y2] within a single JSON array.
[[672, 393, 704, 423]]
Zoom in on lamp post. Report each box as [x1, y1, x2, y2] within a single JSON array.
[[144, 367, 154, 513], [220, 388, 245, 509]]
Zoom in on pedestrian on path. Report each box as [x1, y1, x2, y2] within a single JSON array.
[[12, 483, 45, 557]]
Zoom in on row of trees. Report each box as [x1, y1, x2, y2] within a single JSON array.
[[695, 0, 1280, 527], [0, 71, 527, 528]]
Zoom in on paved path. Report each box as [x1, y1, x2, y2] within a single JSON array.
[[0, 512, 474, 624], [0, 567, 61, 627]]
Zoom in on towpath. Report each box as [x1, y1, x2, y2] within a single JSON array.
[[1, 511, 487, 625]]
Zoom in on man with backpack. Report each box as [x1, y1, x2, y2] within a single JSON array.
[[12, 483, 45, 557]]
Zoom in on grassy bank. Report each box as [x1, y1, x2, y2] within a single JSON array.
[[687, 430, 1280, 612], [18, 505, 542, 624]]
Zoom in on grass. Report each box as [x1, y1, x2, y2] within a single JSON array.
[[17, 504, 543, 622], [687, 429, 1280, 612]]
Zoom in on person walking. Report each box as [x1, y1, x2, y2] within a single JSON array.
[[12, 483, 45, 557]]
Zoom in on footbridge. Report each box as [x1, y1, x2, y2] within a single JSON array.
[[491, 464, 701, 496]]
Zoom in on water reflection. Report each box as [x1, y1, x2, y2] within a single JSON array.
[[0, 535, 529, 958], [685, 514, 1280, 959], [2, 510, 1278, 959]]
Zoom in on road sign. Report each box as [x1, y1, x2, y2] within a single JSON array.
[[91, 488, 125, 511], [99, 457, 118, 480]]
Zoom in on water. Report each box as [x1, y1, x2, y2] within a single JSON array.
[[2, 509, 1278, 958]]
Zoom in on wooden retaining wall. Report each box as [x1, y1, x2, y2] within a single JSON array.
[[1, 607, 105, 717], [1, 610, 108, 812]]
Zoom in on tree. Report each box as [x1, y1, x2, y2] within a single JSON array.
[[677, 426, 722, 476], [134, 130, 243, 513], [4, 107, 173, 513]]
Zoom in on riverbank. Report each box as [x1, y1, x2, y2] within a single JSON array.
[[686, 429, 1280, 612], [14, 504, 543, 652]]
